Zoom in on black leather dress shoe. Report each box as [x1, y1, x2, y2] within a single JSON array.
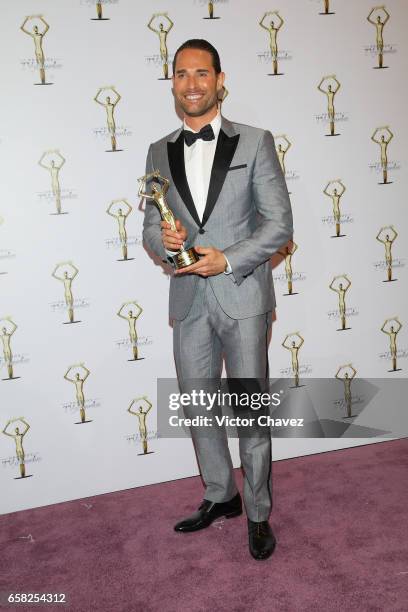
[[174, 492, 242, 532], [247, 519, 276, 560]]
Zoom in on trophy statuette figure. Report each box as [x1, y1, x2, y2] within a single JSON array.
[[138, 170, 199, 269]]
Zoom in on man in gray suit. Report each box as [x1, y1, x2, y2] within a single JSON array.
[[142, 39, 293, 560]]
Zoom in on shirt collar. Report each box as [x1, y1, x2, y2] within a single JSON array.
[[183, 110, 222, 138]]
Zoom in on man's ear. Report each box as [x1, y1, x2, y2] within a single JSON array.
[[217, 71, 225, 90]]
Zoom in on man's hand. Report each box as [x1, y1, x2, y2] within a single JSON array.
[[161, 220, 187, 251], [174, 246, 227, 277]]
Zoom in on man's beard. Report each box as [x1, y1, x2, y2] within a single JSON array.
[[178, 92, 218, 117]]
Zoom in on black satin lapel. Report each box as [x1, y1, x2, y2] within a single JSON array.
[[167, 134, 200, 227], [201, 130, 240, 227]]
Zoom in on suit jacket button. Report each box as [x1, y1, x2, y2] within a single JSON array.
[[198, 228, 205, 234]]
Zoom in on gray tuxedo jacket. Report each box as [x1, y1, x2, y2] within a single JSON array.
[[142, 116, 293, 321]]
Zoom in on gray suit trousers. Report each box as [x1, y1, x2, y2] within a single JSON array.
[[173, 276, 273, 522]]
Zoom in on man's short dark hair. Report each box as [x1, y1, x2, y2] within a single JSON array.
[[172, 39, 222, 75]]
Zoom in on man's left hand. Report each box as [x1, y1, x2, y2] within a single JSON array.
[[174, 246, 226, 277]]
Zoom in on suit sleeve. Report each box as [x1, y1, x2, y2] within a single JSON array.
[[142, 144, 172, 264], [222, 130, 293, 286]]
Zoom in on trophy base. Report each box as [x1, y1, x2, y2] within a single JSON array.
[[172, 248, 199, 269]]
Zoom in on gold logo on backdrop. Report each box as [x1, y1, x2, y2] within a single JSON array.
[[107, 199, 133, 261], [20, 15, 51, 85], [2, 418, 31, 478], [147, 13, 174, 80], [335, 364, 357, 418], [117, 302, 144, 361], [38, 150, 67, 215], [376, 226, 398, 282], [278, 241, 298, 296], [381, 317, 402, 372], [323, 179, 346, 238], [367, 6, 390, 69], [94, 86, 122, 152], [329, 275, 351, 331], [318, 75, 341, 136], [52, 261, 80, 324], [259, 11, 285, 76], [64, 363, 92, 424], [128, 396, 154, 455], [0, 317, 19, 380], [282, 332, 304, 388], [275, 135, 291, 177], [371, 126, 393, 184]]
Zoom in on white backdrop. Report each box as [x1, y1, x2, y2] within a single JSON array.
[[1, 0, 407, 514]]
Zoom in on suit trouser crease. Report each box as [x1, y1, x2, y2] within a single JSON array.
[[173, 276, 272, 522]]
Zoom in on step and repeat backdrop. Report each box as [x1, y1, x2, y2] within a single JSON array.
[[1, 0, 407, 513]]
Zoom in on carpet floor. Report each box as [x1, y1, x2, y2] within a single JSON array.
[[1, 439, 407, 612]]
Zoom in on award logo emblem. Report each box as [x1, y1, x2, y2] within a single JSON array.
[[278, 242, 298, 296], [323, 179, 346, 238], [376, 226, 398, 282], [64, 363, 92, 424], [52, 261, 80, 324], [381, 317, 402, 372], [107, 199, 134, 261], [318, 75, 341, 136], [275, 135, 291, 177], [94, 86, 122, 152], [1, 318, 20, 381], [128, 396, 154, 455], [259, 11, 285, 76], [367, 6, 390, 69], [38, 150, 67, 215], [371, 126, 393, 184], [329, 275, 351, 331], [282, 332, 304, 388], [2, 418, 31, 478], [117, 302, 144, 361], [138, 170, 199, 269], [20, 15, 51, 85], [335, 364, 357, 418], [147, 13, 174, 80]]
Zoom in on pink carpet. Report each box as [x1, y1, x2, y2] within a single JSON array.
[[1, 439, 407, 612]]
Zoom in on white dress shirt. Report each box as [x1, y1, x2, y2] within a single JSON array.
[[166, 111, 233, 275]]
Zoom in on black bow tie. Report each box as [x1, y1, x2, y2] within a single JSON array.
[[183, 124, 215, 147]]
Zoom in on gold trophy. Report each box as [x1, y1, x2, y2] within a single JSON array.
[[138, 170, 199, 269]]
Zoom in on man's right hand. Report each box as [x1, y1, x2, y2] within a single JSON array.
[[161, 219, 187, 251]]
